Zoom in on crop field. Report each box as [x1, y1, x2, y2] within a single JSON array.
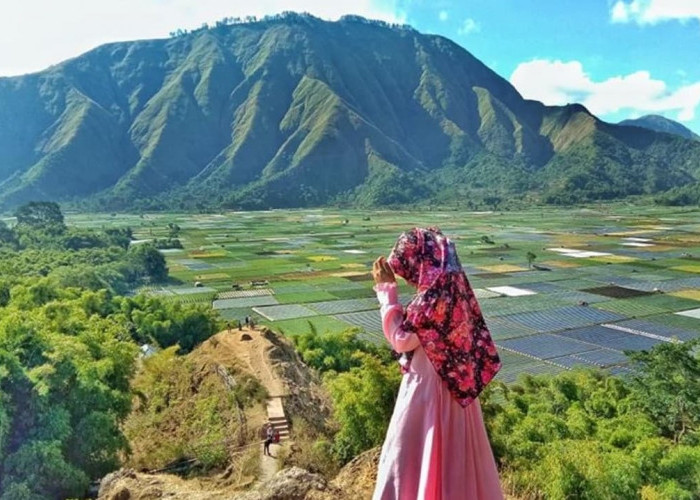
[[68, 205, 700, 381]]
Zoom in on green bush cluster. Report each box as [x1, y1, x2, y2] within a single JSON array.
[[292, 327, 400, 464], [0, 203, 219, 498], [487, 339, 700, 499]]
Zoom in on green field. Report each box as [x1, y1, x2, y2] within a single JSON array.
[[68, 206, 700, 381]]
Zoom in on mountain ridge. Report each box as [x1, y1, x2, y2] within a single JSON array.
[[618, 114, 700, 141], [1, 13, 699, 210]]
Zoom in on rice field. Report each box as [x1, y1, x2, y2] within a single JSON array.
[[67, 205, 700, 381]]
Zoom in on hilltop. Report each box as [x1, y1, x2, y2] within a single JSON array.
[[618, 114, 700, 141], [100, 327, 383, 500], [1, 13, 699, 210]]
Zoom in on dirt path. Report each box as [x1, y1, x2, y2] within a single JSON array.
[[213, 328, 290, 484]]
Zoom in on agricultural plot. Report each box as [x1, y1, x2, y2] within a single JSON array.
[[499, 333, 598, 359], [504, 306, 625, 333], [212, 296, 279, 310], [253, 304, 318, 321], [70, 205, 700, 382]]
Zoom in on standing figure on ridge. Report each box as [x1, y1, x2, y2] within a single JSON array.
[[263, 422, 274, 456], [372, 227, 503, 500]]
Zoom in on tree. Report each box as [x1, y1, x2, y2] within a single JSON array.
[[0, 220, 17, 247], [127, 244, 168, 282], [0, 291, 138, 497], [526, 251, 537, 269], [167, 223, 181, 238], [627, 339, 700, 444], [326, 353, 400, 462], [14, 202, 66, 233]]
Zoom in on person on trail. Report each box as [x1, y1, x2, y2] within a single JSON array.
[[245, 316, 250, 327], [238, 320, 243, 331], [264, 423, 274, 456], [227, 322, 232, 333], [372, 227, 503, 500]]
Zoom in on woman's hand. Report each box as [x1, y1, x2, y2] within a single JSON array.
[[373, 256, 396, 284]]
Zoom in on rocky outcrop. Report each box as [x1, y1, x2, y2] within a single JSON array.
[[97, 467, 343, 500], [234, 467, 339, 500]]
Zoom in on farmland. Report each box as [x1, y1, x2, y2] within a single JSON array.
[[68, 206, 700, 382]]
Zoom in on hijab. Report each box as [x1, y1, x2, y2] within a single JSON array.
[[387, 227, 501, 408]]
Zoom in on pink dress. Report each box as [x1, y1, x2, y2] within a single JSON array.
[[373, 283, 504, 500]]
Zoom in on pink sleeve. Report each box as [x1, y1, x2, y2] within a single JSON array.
[[374, 282, 421, 353]]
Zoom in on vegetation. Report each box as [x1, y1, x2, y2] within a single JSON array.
[[290, 329, 400, 466], [290, 322, 700, 498], [655, 182, 700, 206], [124, 346, 267, 471], [1, 16, 700, 211], [0, 203, 219, 498], [619, 114, 700, 141], [488, 340, 700, 499]]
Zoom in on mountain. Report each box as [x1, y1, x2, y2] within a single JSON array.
[[1, 13, 699, 210], [618, 115, 700, 141]]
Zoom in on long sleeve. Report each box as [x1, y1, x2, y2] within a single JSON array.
[[374, 282, 421, 353]]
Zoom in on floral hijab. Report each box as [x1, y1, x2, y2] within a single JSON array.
[[388, 227, 501, 408]]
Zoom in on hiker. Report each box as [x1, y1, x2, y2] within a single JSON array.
[[249, 318, 255, 330], [371, 228, 503, 500], [227, 322, 232, 333], [238, 320, 242, 331], [274, 429, 280, 444], [263, 423, 274, 456], [245, 315, 250, 327]]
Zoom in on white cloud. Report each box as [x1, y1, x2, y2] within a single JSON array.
[[510, 59, 700, 122], [439, 10, 449, 21], [611, 0, 700, 25], [0, 0, 406, 76], [457, 17, 480, 36]]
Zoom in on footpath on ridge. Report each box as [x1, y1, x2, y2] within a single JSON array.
[[216, 327, 291, 483]]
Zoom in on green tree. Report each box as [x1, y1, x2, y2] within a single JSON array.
[[14, 202, 66, 233], [127, 244, 168, 282], [0, 291, 138, 497], [0, 220, 17, 248], [326, 353, 401, 462], [526, 251, 537, 269], [627, 339, 700, 444]]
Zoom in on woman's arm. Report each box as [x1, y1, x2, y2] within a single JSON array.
[[374, 282, 420, 353]]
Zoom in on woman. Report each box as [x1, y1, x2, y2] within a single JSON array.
[[372, 227, 503, 500]]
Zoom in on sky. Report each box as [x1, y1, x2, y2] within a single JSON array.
[[1, 0, 699, 133]]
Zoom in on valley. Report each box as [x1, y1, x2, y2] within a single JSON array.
[[70, 204, 700, 379]]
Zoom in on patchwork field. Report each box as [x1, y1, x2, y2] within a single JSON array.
[[68, 206, 700, 382]]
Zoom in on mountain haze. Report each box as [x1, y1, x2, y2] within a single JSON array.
[[1, 13, 699, 209]]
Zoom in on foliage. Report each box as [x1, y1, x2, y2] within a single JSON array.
[[655, 182, 700, 206], [290, 327, 399, 463], [0, 202, 219, 497], [127, 244, 168, 282], [112, 294, 219, 352], [277, 417, 340, 478], [0, 289, 138, 497], [627, 339, 700, 444], [488, 339, 700, 499], [292, 327, 391, 373], [325, 353, 401, 463], [0, 203, 169, 298], [14, 201, 66, 232]]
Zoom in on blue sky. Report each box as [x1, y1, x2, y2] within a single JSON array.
[[1, 0, 699, 132]]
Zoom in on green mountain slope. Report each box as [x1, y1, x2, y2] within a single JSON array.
[[1, 13, 699, 209], [618, 114, 700, 141]]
